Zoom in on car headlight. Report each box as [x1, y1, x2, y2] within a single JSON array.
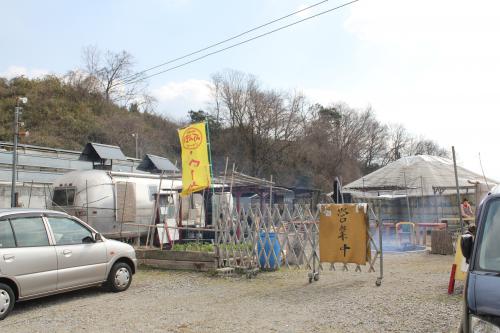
[[470, 315, 500, 333]]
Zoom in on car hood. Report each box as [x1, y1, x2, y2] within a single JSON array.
[[104, 239, 135, 257]]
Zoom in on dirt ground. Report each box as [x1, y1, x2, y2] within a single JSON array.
[[0, 252, 463, 333]]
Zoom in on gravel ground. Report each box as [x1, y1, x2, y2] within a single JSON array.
[[0, 252, 462, 333]]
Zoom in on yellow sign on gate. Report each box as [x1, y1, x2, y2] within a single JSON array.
[[319, 204, 370, 265], [178, 122, 211, 197]]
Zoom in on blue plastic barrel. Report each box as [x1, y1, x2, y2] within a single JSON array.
[[258, 231, 282, 269]]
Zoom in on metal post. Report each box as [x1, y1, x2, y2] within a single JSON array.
[[269, 175, 273, 207], [135, 133, 138, 159], [378, 200, 383, 285], [452, 146, 464, 234], [43, 184, 48, 209], [11, 106, 20, 207], [85, 180, 89, 224], [403, 171, 411, 222], [420, 176, 424, 197], [216, 157, 229, 249], [312, 223, 316, 275], [420, 176, 424, 222]]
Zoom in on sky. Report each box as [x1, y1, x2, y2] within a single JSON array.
[[1, 0, 500, 180]]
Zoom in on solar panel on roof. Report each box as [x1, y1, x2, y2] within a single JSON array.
[[79, 143, 126, 162], [137, 154, 178, 173]]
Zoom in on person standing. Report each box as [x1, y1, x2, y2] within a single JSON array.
[[461, 198, 474, 220]]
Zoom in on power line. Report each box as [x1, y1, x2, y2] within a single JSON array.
[[114, 0, 360, 88], [120, 0, 332, 83]]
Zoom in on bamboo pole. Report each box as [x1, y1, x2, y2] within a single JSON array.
[[147, 170, 165, 247], [452, 146, 464, 234], [160, 161, 178, 250], [119, 181, 129, 239], [28, 180, 34, 208]]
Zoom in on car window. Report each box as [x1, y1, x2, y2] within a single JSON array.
[[0, 220, 16, 248], [10, 217, 50, 247], [47, 217, 93, 245], [478, 200, 500, 271]]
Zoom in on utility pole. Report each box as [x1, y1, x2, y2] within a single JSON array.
[[132, 133, 139, 159], [11, 97, 27, 208]]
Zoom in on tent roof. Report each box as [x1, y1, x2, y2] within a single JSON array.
[[345, 155, 497, 196]]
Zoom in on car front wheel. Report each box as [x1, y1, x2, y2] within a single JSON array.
[[0, 283, 15, 320], [106, 262, 132, 292]]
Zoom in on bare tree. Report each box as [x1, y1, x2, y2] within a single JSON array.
[[211, 70, 304, 176], [82, 45, 149, 107], [63, 69, 100, 96], [298, 103, 377, 189], [384, 124, 410, 163], [208, 69, 449, 189], [359, 108, 388, 172], [406, 136, 449, 157]]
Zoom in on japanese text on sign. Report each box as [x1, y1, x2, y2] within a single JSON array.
[[319, 204, 369, 265], [178, 122, 211, 196]]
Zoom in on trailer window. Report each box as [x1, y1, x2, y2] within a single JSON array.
[[52, 188, 76, 207]]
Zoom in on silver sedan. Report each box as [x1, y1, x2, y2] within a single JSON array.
[[0, 209, 137, 320]]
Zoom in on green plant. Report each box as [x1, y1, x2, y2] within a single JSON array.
[[171, 242, 215, 252]]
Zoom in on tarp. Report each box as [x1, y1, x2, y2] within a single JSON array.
[[344, 155, 497, 197]]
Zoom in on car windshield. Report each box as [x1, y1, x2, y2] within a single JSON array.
[[478, 199, 500, 272]]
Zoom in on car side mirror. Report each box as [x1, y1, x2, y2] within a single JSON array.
[[94, 233, 103, 242], [82, 236, 95, 244], [461, 234, 474, 263]]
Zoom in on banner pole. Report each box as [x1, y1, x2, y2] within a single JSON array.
[[205, 119, 214, 185], [205, 119, 218, 248]]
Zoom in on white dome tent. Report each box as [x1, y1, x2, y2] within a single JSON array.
[[343, 155, 497, 223]]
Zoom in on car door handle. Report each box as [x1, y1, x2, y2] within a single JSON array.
[[3, 254, 15, 262], [63, 249, 72, 256]]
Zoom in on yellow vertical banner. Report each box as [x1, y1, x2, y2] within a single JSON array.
[[319, 204, 370, 265], [453, 238, 468, 281], [178, 122, 211, 197]]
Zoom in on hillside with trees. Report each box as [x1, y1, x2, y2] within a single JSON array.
[[0, 49, 448, 191]]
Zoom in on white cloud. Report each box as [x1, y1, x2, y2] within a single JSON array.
[[152, 79, 213, 120], [340, 0, 500, 180], [1, 66, 50, 79]]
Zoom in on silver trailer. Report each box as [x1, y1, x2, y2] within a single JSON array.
[[50, 170, 205, 239]]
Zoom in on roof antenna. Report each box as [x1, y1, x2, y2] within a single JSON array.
[[478, 152, 491, 190]]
